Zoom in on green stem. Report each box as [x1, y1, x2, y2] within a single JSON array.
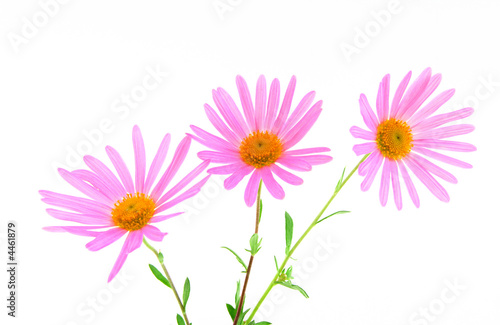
[[233, 181, 263, 325], [143, 238, 190, 325], [245, 154, 369, 323]]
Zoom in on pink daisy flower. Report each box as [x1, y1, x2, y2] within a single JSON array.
[[350, 68, 476, 210], [41, 126, 210, 282], [189, 75, 332, 207]]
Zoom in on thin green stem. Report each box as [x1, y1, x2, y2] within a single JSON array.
[[143, 238, 190, 325], [245, 154, 369, 323], [233, 181, 263, 325]]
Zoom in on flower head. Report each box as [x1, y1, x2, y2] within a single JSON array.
[[41, 126, 210, 282], [190, 75, 332, 206], [350, 68, 476, 210]]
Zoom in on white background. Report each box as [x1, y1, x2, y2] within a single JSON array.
[[1, 0, 499, 324]]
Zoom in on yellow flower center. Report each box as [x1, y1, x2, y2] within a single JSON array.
[[376, 118, 413, 160], [111, 193, 156, 231], [239, 131, 283, 168]]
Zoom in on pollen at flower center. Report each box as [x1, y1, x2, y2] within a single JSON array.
[[376, 118, 413, 160], [111, 193, 156, 231], [239, 131, 283, 168]]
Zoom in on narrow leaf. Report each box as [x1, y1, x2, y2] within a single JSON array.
[[226, 303, 236, 321], [258, 199, 263, 223], [316, 210, 350, 224], [274, 256, 279, 272], [176, 314, 186, 325], [158, 251, 164, 264], [183, 277, 191, 307], [335, 167, 346, 192], [221, 246, 248, 272], [277, 281, 309, 298], [285, 212, 294, 255], [148, 264, 171, 288], [248, 233, 262, 256]]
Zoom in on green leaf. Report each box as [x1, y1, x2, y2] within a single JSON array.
[[148, 264, 171, 288], [335, 167, 346, 193], [235, 280, 241, 306], [253, 322, 272, 325], [221, 246, 248, 272], [176, 314, 186, 325], [183, 277, 190, 307], [258, 199, 263, 223], [246, 233, 262, 256], [226, 303, 236, 321], [274, 256, 279, 272], [316, 210, 350, 224], [277, 281, 309, 298], [158, 251, 164, 264], [285, 212, 294, 255]]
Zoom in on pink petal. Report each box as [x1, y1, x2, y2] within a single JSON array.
[[390, 71, 412, 118], [412, 107, 474, 133], [408, 89, 455, 125], [150, 136, 191, 200], [405, 156, 449, 202], [149, 212, 184, 223], [198, 150, 241, 163], [359, 94, 378, 132], [40, 190, 111, 215], [143, 225, 168, 242], [204, 104, 241, 146], [350, 126, 375, 140], [208, 163, 243, 175], [133, 126, 146, 194], [409, 153, 457, 184], [288, 154, 332, 165], [190, 125, 237, 152], [270, 164, 303, 185], [126, 229, 144, 254], [360, 152, 383, 191], [156, 160, 210, 206], [389, 160, 402, 210], [46, 209, 112, 225], [215, 87, 250, 137], [255, 75, 267, 131], [276, 156, 312, 171], [71, 169, 116, 201], [224, 164, 254, 190], [379, 159, 391, 206], [244, 169, 262, 207], [155, 176, 210, 214], [281, 103, 322, 149], [58, 168, 114, 205], [401, 72, 441, 121], [144, 133, 171, 194], [285, 147, 331, 155], [376, 74, 390, 121], [236, 75, 256, 131], [272, 76, 296, 134], [396, 68, 431, 120], [413, 124, 474, 140], [106, 145, 135, 194], [353, 142, 377, 156], [108, 231, 141, 283], [86, 227, 128, 251], [43, 225, 109, 237], [412, 147, 472, 168], [84, 155, 126, 199], [397, 160, 420, 208], [261, 167, 285, 200], [282, 91, 316, 134], [264, 78, 280, 130], [413, 139, 477, 152], [358, 151, 378, 176]]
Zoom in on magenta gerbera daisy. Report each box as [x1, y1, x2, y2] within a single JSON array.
[[350, 68, 476, 210], [41, 126, 210, 281], [189, 75, 332, 206]]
